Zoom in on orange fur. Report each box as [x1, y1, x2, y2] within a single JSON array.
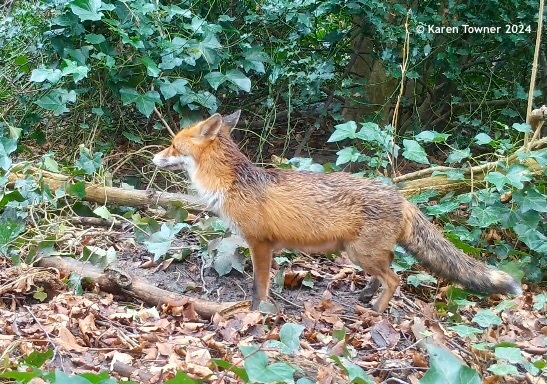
[[153, 111, 521, 312]]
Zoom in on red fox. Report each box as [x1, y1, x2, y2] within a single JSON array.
[[152, 111, 522, 312]]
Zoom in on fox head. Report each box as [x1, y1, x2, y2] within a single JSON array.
[[152, 110, 241, 172]]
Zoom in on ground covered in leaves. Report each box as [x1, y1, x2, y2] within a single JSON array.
[[1, 225, 546, 383]]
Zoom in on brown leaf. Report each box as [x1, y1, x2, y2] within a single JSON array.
[[57, 326, 87, 352], [412, 351, 428, 368], [283, 270, 309, 289], [370, 319, 400, 349]]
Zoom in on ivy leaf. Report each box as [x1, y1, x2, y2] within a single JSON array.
[[93, 206, 112, 220], [208, 235, 247, 276], [67, 181, 87, 199], [85, 33, 106, 44], [120, 88, 162, 117], [240, 346, 295, 383], [468, 205, 502, 227], [336, 147, 361, 165], [328, 121, 357, 142], [30, 67, 62, 83], [505, 164, 531, 189], [265, 323, 305, 355], [474, 132, 492, 145], [415, 130, 450, 143], [76, 149, 103, 175], [69, 0, 113, 22], [446, 147, 471, 164], [402, 139, 429, 164], [241, 46, 269, 73], [495, 347, 523, 364], [225, 69, 251, 92], [513, 224, 547, 253], [197, 33, 222, 64], [407, 273, 437, 287], [517, 187, 547, 213], [61, 59, 89, 83], [484, 171, 507, 191], [141, 57, 160, 77], [419, 344, 481, 384], [158, 78, 188, 99], [449, 325, 484, 339], [204, 71, 226, 90], [472, 309, 502, 328], [35, 89, 77, 116], [488, 363, 519, 376], [144, 223, 188, 261], [0, 138, 18, 171], [331, 356, 375, 384], [511, 122, 532, 133]]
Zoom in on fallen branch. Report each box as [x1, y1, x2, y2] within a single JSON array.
[[37, 256, 248, 319]]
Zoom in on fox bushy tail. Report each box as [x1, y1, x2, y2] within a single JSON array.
[[400, 202, 522, 296]]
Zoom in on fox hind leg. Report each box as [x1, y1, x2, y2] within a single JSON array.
[[359, 276, 381, 303], [346, 241, 400, 312]]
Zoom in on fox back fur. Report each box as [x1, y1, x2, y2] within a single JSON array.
[[153, 111, 522, 312]]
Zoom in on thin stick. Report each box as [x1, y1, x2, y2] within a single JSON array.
[[524, 0, 545, 149], [154, 107, 176, 137]]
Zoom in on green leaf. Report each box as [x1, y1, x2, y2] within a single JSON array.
[[533, 293, 546, 311], [35, 88, 77, 116], [53, 370, 95, 383], [81, 246, 117, 268], [204, 71, 226, 90], [415, 130, 450, 143], [265, 323, 305, 354], [495, 347, 523, 364], [484, 171, 507, 191], [70, 0, 112, 21], [336, 147, 361, 165], [407, 273, 437, 287], [0, 137, 18, 171], [120, 88, 162, 117], [505, 164, 531, 189], [513, 224, 547, 253], [144, 223, 188, 261], [468, 205, 501, 228], [85, 33, 106, 44], [68, 273, 84, 295], [197, 33, 222, 64], [449, 325, 483, 338], [93, 206, 112, 220], [61, 59, 89, 83], [511, 122, 532, 133], [159, 78, 188, 99], [240, 345, 295, 383], [141, 57, 160, 77], [488, 363, 519, 376], [30, 67, 62, 83], [474, 132, 492, 145], [402, 139, 429, 164], [472, 309, 502, 328], [331, 356, 375, 384], [328, 121, 357, 142], [67, 181, 87, 199], [212, 359, 249, 382], [516, 187, 547, 213], [446, 148, 471, 164], [165, 371, 199, 384], [208, 234, 247, 276], [419, 344, 481, 384], [225, 69, 252, 92], [23, 349, 54, 368], [76, 148, 103, 175]]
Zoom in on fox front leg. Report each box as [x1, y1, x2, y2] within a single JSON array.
[[248, 241, 274, 310]]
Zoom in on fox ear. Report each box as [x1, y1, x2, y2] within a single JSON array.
[[197, 113, 223, 140], [221, 110, 241, 135]]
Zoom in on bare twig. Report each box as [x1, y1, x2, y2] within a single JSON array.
[[154, 107, 176, 137]]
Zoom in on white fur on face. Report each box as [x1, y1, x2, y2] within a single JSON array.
[[152, 153, 193, 172]]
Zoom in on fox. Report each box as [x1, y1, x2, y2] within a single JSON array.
[[152, 110, 522, 312]]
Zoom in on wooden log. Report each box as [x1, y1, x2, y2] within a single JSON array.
[[37, 256, 249, 319]]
